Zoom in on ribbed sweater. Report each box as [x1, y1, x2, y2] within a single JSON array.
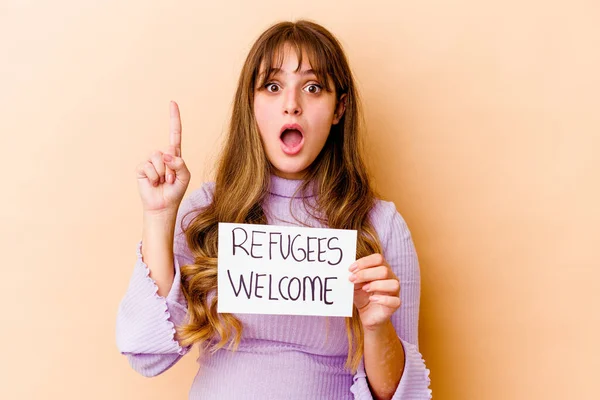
[[116, 175, 432, 399]]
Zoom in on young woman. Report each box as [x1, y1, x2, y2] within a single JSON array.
[[117, 20, 431, 399]]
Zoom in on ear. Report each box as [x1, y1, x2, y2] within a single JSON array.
[[332, 94, 347, 125]]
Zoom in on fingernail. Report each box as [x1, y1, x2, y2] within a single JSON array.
[[370, 295, 380, 302], [362, 284, 370, 292], [349, 274, 356, 282], [349, 262, 358, 272], [163, 154, 173, 162]]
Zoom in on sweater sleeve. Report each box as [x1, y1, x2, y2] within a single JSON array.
[[350, 201, 432, 399], [115, 184, 214, 377]]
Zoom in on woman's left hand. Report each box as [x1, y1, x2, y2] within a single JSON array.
[[349, 253, 401, 329]]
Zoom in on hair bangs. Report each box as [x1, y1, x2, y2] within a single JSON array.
[[253, 28, 337, 94]]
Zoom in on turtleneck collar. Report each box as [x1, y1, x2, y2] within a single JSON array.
[[268, 174, 316, 198]]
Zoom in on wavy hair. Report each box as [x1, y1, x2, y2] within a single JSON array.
[[176, 19, 382, 373]]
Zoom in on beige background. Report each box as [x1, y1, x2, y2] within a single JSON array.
[[1, 0, 598, 398]]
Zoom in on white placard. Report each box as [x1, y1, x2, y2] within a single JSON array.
[[217, 222, 357, 317]]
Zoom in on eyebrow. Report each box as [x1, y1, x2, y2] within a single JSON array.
[[269, 68, 317, 77]]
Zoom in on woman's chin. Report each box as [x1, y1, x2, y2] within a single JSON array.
[[271, 163, 310, 180]]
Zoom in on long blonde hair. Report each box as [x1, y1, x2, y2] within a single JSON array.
[[176, 20, 382, 373]]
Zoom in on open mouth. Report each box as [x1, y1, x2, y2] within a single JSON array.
[[279, 124, 304, 155]]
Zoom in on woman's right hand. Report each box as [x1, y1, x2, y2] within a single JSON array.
[[136, 101, 191, 216]]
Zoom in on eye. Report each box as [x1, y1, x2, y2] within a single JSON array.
[[304, 84, 322, 94], [265, 83, 280, 93]]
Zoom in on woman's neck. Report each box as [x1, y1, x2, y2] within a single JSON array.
[[268, 174, 315, 198]]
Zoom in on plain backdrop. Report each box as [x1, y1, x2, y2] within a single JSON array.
[[1, 0, 598, 399]]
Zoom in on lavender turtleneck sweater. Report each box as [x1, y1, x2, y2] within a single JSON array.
[[116, 175, 431, 399]]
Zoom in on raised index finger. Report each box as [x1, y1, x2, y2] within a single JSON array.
[[170, 100, 182, 157]]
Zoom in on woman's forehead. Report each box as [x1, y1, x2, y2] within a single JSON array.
[[259, 43, 314, 74]]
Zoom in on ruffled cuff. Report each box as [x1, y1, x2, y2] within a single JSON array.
[[115, 240, 191, 356], [350, 338, 431, 399], [393, 338, 432, 399]]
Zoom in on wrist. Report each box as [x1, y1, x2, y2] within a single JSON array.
[[143, 209, 178, 223], [362, 318, 394, 336], [142, 211, 177, 241]]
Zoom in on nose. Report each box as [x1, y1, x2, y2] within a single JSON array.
[[283, 88, 302, 116]]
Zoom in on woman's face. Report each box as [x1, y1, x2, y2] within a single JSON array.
[[253, 44, 346, 180]]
